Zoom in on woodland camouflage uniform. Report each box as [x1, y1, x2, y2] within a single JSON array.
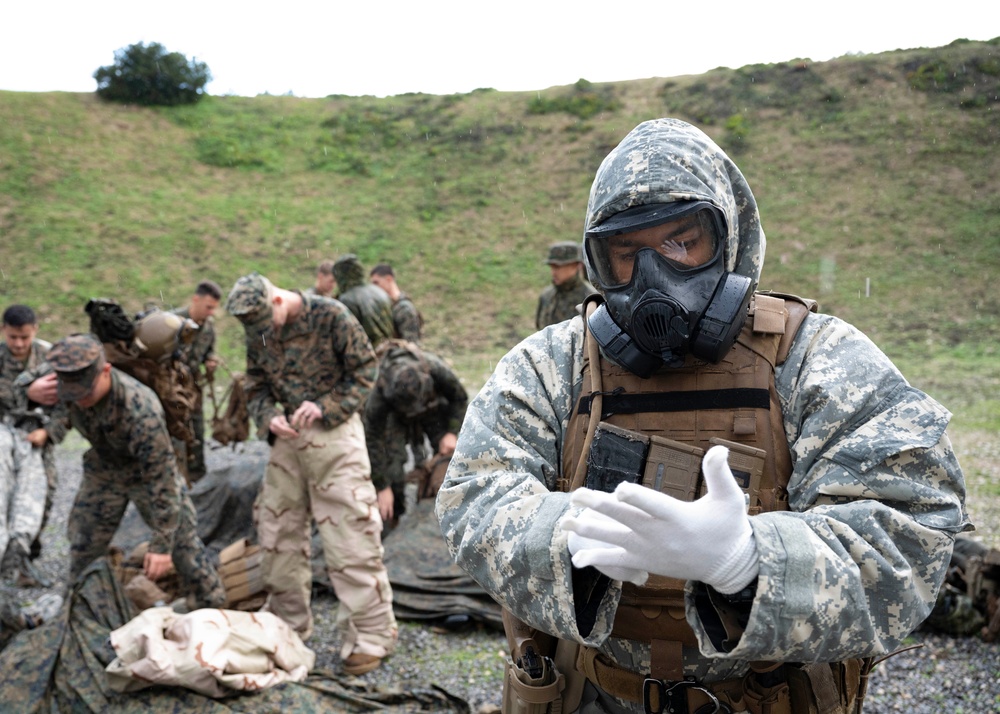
[[50, 335, 225, 608], [364, 341, 467, 524], [390, 293, 423, 343], [1, 339, 65, 564], [535, 242, 596, 330], [333, 255, 395, 348], [227, 273, 397, 662], [171, 306, 216, 481], [436, 119, 970, 713]]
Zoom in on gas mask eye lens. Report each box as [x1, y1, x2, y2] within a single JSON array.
[[587, 206, 722, 289]]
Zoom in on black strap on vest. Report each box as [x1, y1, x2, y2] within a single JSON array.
[[577, 388, 770, 418]]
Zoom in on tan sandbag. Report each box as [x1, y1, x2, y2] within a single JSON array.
[[219, 538, 265, 608]]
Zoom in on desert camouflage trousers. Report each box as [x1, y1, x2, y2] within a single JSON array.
[[254, 414, 397, 659], [0, 424, 45, 559], [68, 450, 226, 608]]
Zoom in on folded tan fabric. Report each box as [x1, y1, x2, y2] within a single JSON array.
[[106, 607, 315, 697]]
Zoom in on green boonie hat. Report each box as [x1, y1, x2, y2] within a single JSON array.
[[546, 241, 583, 265], [47, 333, 106, 402], [226, 272, 273, 328]]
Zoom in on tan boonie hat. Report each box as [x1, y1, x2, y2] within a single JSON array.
[[47, 333, 106, 402], [546, 241, 583, 265], [226, 272, 273, 329]]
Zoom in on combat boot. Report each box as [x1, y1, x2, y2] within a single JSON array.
[[343, 652, 383, 675]]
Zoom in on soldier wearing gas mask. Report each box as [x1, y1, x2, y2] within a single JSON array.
[[437, 118, 970, 714]]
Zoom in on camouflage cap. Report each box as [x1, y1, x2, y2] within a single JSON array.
[[225, 272, 274, 329], [546, 241, 583, 265], [47, 333, 106, 402]]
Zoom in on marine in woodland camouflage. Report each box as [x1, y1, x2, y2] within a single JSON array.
[[436, 118, 970, 695], [391, 293, 423, 343], [171, 306, 216, 381], [171, 306, 217, 480], [333, 255, 396, 348], [238, 292, 378, 439], [64, 366, 224, 606], [535, 270, 596, 330], [365, 345, 468, 493]]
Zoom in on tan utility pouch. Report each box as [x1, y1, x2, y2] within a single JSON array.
[[743, 660, 869, 714], [501, 655, 566, 714], [218, 538, 266, 610]]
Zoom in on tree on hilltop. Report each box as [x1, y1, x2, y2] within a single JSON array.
[[94, 42, 211, 106]]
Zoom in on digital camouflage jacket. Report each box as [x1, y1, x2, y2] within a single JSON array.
[[66, 368, 185, 555], [243, 294, 377, 439], [436, 119, 970, 700]]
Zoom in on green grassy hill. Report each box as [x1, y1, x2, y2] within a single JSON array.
[[1, 38, 998, 429]]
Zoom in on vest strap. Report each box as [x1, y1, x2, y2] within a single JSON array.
[[577, 388, 770, 416]]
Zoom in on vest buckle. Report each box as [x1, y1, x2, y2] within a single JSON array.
[[643, 676, 721, 714]]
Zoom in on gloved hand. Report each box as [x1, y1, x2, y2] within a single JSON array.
[[565, 510, 650, 585], [562, 445, 758, 594]]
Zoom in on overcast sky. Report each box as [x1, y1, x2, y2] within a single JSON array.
[[2, 2, 997, 98]]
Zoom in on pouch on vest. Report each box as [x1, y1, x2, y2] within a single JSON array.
[[587, 422, 764, 508]]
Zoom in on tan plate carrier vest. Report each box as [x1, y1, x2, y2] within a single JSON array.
[[560, 292, 814, 652], [501, 293, 881, 714]]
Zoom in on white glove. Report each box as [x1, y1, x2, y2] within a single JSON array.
[[566, 511, 650, 585], [562, 445, 758, 594]]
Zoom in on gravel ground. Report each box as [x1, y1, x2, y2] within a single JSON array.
[[3, 428, 998, 713]]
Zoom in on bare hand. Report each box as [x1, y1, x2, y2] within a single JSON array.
[[26, 428, 49, 448], [269, 414, 300, 440], [377, 487, 395, 523], [27, 373, 59, 406], [438, 432, 458, 457], [290, 401, 322, 430], [144, 552, 174, 581]]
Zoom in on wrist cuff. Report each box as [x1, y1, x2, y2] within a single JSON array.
[[708, 530, 759, 594]]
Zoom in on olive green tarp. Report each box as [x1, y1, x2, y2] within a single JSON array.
[[0, 558, 469, 713], [111, 451, 503, 629]]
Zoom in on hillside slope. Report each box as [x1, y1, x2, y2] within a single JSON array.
[[1, 38, 998, 421]]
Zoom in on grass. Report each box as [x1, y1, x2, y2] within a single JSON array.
[[1, 38, 998, 408]]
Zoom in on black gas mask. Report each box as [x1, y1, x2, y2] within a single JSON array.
[[584, 201, 753, 378]]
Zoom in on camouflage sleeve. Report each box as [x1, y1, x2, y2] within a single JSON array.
[[244, 333, 280, 440], [393, 300, 422, 342], [205, 321, 217, 363], [436, 322, 621, 646], [42, 402, 69, 445], [317, 308, 377, 428], [126, 388, 183, 555], [363, 389, 394, 491], [426, 353, 469, 434], [688, 313, 972, 662]]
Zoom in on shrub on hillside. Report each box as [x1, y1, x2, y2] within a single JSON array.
[[94, 42, 211, 106], [527, 79, 620, 120]]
